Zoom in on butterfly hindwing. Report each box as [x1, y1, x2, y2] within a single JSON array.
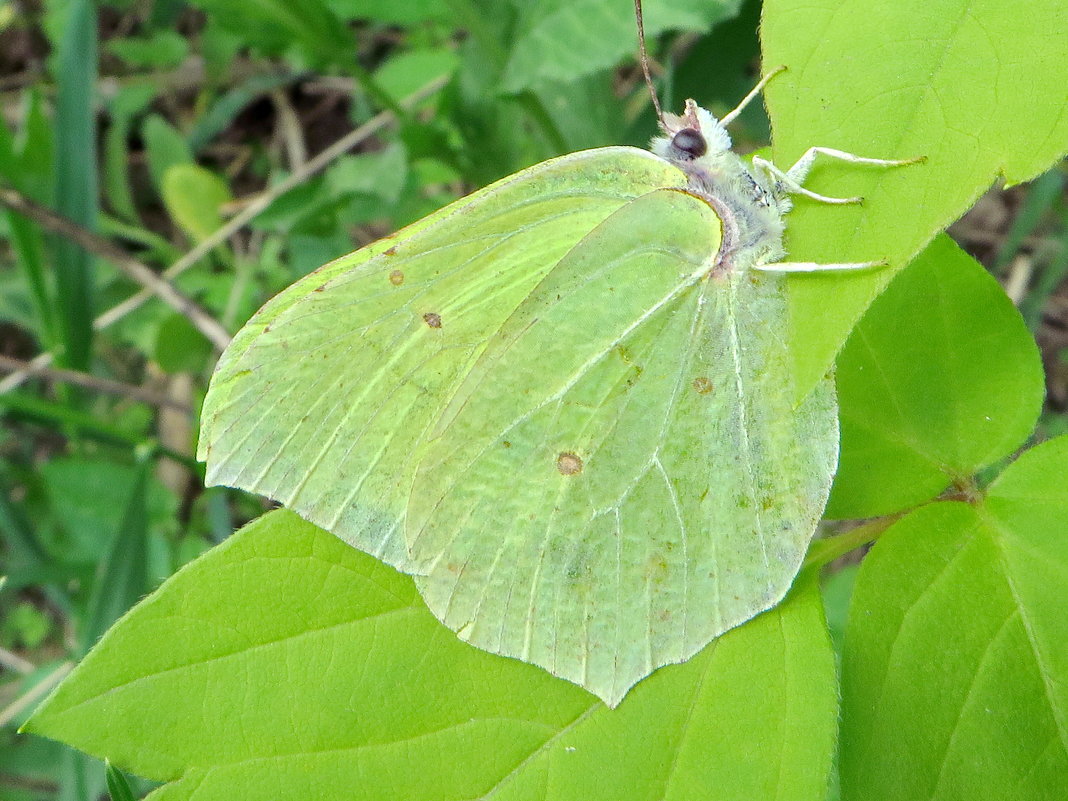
[[407, 188, 837, 705]]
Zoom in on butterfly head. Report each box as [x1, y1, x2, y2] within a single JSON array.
[[651, 99, 732, 165]]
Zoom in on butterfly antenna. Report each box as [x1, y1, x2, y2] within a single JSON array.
[[634, 0, 664, 124]]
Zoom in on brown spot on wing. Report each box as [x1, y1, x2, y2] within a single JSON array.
[[556, 452, 583, 476], [692, 376, 714, 394], [389, 269, 404, 285], [423, 312, 442, 328]]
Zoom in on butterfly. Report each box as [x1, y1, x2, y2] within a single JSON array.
[[198, 62, 919, 706]]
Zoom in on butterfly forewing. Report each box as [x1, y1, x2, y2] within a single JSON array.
[[199, 147, 688, 568]]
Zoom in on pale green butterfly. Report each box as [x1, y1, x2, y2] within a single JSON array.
[[198, 56, 918, 705]]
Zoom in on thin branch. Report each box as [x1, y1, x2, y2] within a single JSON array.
[[0, 660, 72, 728], [271, 87, 308, 170], [0, 646, 35, 675], [634, 0, 664, 123], [0, 353, 49, 394], [0, 186, 232, 349], [0, 354, 193, 412], [105, 74, 450, 317], [1004, 254, 1033, 305], [0, 74, 450, 395]]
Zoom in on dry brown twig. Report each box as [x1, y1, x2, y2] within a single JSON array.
[[0, 185, 232, 348], [0, 354, 193, 412], [0, 660, 73, 728], [0, 645, 35, 675]]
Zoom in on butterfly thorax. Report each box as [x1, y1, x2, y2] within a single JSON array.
[[651, 100, 788, 274]]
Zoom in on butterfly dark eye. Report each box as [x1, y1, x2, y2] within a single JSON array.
[[671, 128, 707, 159]]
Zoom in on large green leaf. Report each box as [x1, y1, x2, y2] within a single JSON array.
[[762, 0, 1068, 397], [199, 147, 837, 705], [502, 0, 742, 93], [828, 235, 1044, 518], [27, 509, 838, 801], [838, 436, 1068, 800]]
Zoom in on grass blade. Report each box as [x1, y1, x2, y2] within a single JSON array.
[[81, 460, 150, 654], [104, 759, 137, 801], [52, 0, 98, 371]]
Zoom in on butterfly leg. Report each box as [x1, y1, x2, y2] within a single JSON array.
[[753, 148, 924, 205], [720, 65, 788, 126], [751, 155, 863, 204], [783, 147, 924, 185], [753, 260, 887, 273]]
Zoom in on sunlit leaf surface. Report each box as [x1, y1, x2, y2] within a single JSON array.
[[839, 438, 1068, 801], [28, 510, 838, 801]]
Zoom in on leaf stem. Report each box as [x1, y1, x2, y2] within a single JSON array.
[[803, 516, 899, 571]]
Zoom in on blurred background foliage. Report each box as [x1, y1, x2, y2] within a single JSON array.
[[0, 0, 1063, 797]]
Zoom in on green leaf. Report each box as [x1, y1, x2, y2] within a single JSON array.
[[4, 209, 54, 349], [762, 0, 1068, 397], [188, 0, 352, 65], [160, 164, 233, 244], [1, 92, 57, 347], [83, 461, 151, 654], [148, 0, 186, 26], [0, 393, 163, 458], [106, 30, 189, 69], [0, 464, 48, 571], [199, 148, 837, 705], [993, 169, 1065, 273], [153, 313, 213, 375], [820, 563, 857, 659], [671, 0, 767, 138], [247, 177, 336, 235], [103, 85, 157, 222], [828, 235, 1044, 518], [142, 115, 193, 195], [58, 747, 104, 801], [0, 601, 52, 649], [28, 509, 838, 801], [838, 437, 1068, 800], [502, 0, 742, 93], [326, 143, 409, 204], [0, 726, 71, 800], [535, 71, 629, 151], [105, 760, 137, 801], [15, 89, 56, 204], [324, 0, 450, 25], [41, 457, 177, 565], [373, 47, 460, 103]]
